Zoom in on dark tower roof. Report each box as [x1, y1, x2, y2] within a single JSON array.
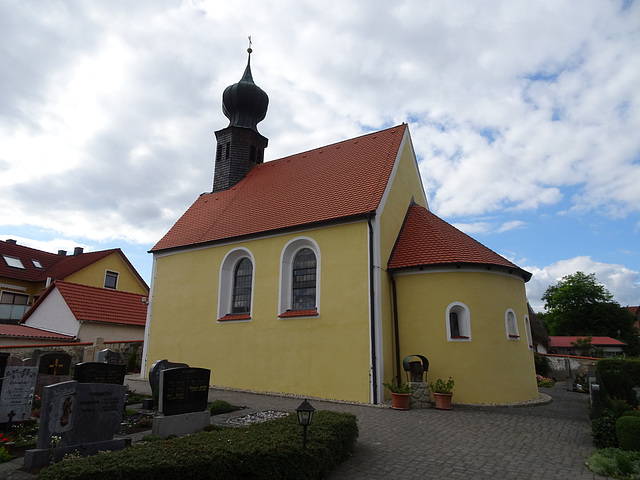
[[221, 49, 269, 133]]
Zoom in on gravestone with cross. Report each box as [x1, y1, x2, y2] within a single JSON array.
[[35, 352, 72, 396]]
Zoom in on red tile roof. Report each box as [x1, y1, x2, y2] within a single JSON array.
[[152, 124, 408, 252], [549, 336, 627, 348], [22, 281, 148, 327], [388, 203, 531, 280], [0, 240, 65, 282], [33, 250, 117, 282], [0, 324, 75, 341]]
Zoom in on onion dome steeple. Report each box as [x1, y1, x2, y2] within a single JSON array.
[[212, 38, 269, 193], [222, 46, 269, 133]]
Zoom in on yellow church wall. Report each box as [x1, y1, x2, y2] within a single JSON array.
[[146, 221, 373, 402], [376, 135, 430, 397], [393, 269, 538, 404], [65, 253, 148, 294]]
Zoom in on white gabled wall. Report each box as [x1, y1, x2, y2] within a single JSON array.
[[22, 287, 80, 338]]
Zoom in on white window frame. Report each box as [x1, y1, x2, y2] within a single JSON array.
[[218, 248, 255, 322], [505, 309, 520, 339], [278, 237, 320, 317], [524, 315, 534, 349], [2, 255, 25, 269], [445, 302, 471, 342], [104, 270, 119, 289]]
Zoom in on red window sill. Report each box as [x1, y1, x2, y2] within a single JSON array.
[[278, 309, 318, 318], [509, 334, 520, 338], [450, 335, 469, 339], [218, 314, 251, 322]]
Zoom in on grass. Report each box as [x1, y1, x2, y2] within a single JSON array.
[[586, 448, 640, 479]]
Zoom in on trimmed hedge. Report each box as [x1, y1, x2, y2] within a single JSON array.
[[616, 416, 640, 452], [37, 411, 358, 480], [597, 358, 640, 386]]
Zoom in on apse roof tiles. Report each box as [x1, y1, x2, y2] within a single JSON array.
[[388, 203, 531, 280]]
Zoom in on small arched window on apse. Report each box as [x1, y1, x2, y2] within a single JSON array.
[[279, 237, 320, 318], [218, 248, 255, 322], [446, 302, 471, 341], [506, 309, 520, 339], [524, 315, 534, 349]]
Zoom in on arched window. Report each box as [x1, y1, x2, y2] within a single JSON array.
[[524, 315, 533, 349], [446, 302, 471, 341], [218, 248, 254, 322], [292, 248, 316, 310], [279, 237, 320, 318], [232, 258, 253, 314], [506, 309, 519, 339]]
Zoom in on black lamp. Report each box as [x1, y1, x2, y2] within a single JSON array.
[[296, 399, 315, 450]]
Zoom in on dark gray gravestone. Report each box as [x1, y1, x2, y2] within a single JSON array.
[[37, 352, 72, 375], [96, 349, 121, 365], [0, 366, 37, 425], [158, 367, 210, 416], [148, 359, 189, 395], [24, 380, 127, 469], [74, 362, 126, 385], [6, 355, 25, 366], [0, 352, 10, 395]]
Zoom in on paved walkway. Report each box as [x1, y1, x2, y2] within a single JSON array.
[[2, 379, 605, 479]]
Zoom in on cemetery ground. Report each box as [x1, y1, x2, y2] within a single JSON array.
[[0, 376, 614, 480]]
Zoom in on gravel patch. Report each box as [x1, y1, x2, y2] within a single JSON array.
[[224, 410, 290, 426]]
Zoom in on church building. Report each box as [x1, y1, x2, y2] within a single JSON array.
[[142, 50, 538, 405]]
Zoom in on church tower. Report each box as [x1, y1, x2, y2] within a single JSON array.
[[212, 44, 269, 192]]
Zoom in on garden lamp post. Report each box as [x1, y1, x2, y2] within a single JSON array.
[[296, 399, 315, 450]]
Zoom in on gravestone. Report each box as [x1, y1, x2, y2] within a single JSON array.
[[0, 366, 38, 426], [96, 349, 121, 365], [6, 355, 25, 366], [158, 367, 210, 416], [35, 352, 72, 397], [74, 362, 127, 385], [23, 380, 127, 469], [148, 359, 189, 396], [152, 366, 211, 439], [0, 352, 10, 394]]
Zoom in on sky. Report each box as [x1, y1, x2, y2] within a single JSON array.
[[1, 0, 639, 312]]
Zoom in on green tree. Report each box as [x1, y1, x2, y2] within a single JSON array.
[[541, 272, 639, 355]]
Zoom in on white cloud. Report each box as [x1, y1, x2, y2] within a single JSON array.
[[526, 256, 640, 312]]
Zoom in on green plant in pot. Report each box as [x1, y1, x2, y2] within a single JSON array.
[[429, 377, 455, 410], [383, 380, 412, 410]]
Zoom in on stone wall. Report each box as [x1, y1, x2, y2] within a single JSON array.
[[542, 354, 598, 380]]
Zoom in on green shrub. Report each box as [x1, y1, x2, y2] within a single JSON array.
[[534, 353, 550, 377], [622, 410, 640, 418], [36, 410, 358, 480], [0, 446, 11, 463], [207, 400, 237, 415], [592, 409, 619, 449], [586, 448, 640, 478], [598, 368, 639, 408], [616, 416, 640, 452], [597, 358, 640, 387]]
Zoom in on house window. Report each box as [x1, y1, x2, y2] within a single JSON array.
[[0, 291, 30, 322], [104, 270, 119, 289], [279, 237, 320, 317], [506, 309, 519, 339], [31, 259, 43, 269], [446, 302, 471, 341], [2, 255, 25, 269], [218, 248, 254, 321], [232, 258, 253, 314]]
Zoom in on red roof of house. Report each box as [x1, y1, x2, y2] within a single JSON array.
[[0, 324, 75, 341], [152, 124, 408, 252], [0, 240, 65, 282], [548, 336, 627, 348], [21, 281, 148, 327], [388, 203, 531, 280], [33, 250, 116, 282]]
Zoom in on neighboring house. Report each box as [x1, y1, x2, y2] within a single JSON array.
[[0, 239, 149, 324], [19, 281, 147, 343], [540, 336, 627, 357], [143, 53, 538, 405], [0, 323, 75, 347]]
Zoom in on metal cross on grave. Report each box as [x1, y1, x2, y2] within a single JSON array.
[[48, 358, 65, 375]]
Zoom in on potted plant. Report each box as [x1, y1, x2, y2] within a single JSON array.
[[429, 377, 455, 410], [383, 380, 412, 410]]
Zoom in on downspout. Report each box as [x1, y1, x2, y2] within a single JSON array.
[[390, 272, 402, 386], [367, 215, 378, 404]]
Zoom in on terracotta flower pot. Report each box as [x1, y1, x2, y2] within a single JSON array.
[[432, 392, 453, 410], [390, 392, 411, 410]]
